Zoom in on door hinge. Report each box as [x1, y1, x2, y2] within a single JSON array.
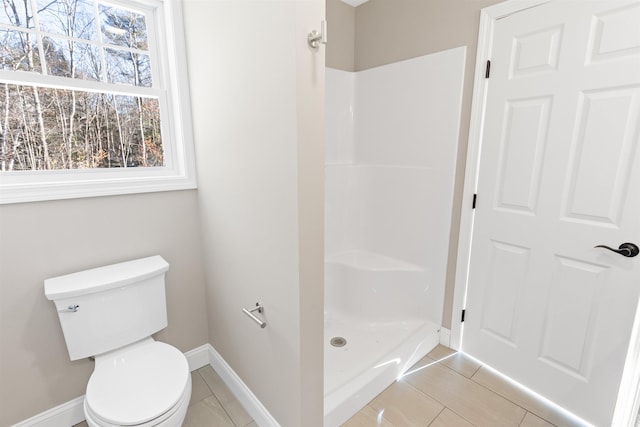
[[485, 60, 491, 78], [461, 309, 466, 322], [472, 194, 477, 209]]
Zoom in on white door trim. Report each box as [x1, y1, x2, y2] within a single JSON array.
[[451, 0, 640, 423]]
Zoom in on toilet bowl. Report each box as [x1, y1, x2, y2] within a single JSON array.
[[44, 256, 191, 427], [83, 339, 191, 427]]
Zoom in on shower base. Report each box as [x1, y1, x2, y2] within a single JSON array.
[[323, 314, 439, 426]]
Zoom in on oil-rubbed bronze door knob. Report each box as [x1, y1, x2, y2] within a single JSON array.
[[594, 243, 639, 258]]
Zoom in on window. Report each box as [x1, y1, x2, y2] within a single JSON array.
[[0, 0, 196, 203]]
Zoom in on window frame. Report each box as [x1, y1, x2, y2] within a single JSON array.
[[0, 0, 197, 204]]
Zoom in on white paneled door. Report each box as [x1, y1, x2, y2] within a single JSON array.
[[463, 1, 640, 425]]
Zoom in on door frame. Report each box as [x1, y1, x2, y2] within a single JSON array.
[[450, 0, 640, 424]]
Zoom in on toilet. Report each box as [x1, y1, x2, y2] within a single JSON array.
[[44, 256, 191, 427]]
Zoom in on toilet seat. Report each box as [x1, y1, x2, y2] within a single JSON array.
[[85, 339, 190, 426], [84, 379, 190, 427]]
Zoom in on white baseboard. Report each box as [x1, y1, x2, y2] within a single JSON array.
[[10, 396, 85, 427], [184, 343, 212, 371], [206, 344, 280, 426], [11, 343, 271, 427], [439, 327, 451, 348]]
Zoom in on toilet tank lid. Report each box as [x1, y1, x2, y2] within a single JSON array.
[[44, 256, 169, 300]]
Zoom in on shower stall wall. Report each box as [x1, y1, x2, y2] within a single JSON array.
[[324, 47, 467, 426]]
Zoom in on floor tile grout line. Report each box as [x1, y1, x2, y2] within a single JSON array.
[[200, 365, 256, 426], [446, 406, 480, 427], [520, 411, 559, 427], [194, 367, 239, 426], [403, 352, 458, 377], [219, 397, 239, 427], [407, 351, 557, 427], [464, 368, 532, 420], [426, 406, 446, 426], [434, 355, 480, 379], [403, 379, 446, 409], [433, 353, 555, 425], [429, 353, 490, 426], [203, 371, 239, 426], [414, 351, 534, 426], [467, 367, 560, 427], [518, 412, 526, 427], [431, 405, 480, 427], [469, 360, 482, 378], [515, 408, 528, 426], [401, 367, 479, 427], [191, 369, 214, 407]]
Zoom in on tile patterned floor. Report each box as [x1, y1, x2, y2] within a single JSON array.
[[73, 345, 591, 427], [343, 345, 589, 427]]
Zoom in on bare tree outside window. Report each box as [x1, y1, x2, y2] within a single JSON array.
[[0, 0, 163, 172]]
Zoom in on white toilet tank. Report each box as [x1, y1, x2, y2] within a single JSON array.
[[44, 256, 170, 361]]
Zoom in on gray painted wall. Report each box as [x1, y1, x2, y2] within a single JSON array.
[[0, 191, 209, 426], [327, 0, 356, 71], [184, 1, 324, 426]]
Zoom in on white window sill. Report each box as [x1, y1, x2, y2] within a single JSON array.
[[0, 168, 197, 204]]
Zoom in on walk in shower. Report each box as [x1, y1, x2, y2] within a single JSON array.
[[324, 47, 467, 426]]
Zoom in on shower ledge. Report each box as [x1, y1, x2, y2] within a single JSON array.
[[325, 250, 422, 271]]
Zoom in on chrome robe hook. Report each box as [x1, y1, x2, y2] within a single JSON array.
[[308, 20, 327, 49]]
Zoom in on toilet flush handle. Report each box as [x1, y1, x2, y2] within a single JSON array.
[[58, 304, 80, 313]]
